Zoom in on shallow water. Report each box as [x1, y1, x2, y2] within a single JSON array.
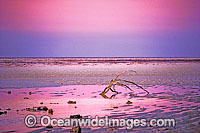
[[0, 85, 199, 132]]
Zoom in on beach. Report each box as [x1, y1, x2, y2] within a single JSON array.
[[0, 58, 200, 132]]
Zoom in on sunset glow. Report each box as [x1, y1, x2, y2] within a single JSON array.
[[1, 0, 199, 33], [0, 0, 200, 57]]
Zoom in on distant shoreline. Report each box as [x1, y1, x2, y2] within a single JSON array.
[[0, 57, 200, 59], [0, 57, 200, 64]]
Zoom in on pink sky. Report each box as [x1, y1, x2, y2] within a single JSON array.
[[1, 0, 199, 33]]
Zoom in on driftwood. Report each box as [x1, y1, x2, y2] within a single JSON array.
[[100, 71, 149, 96]]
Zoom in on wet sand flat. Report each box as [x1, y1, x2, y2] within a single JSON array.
[[0, 85, 199, 132], [0, 58, 200, 132], [0, 58, 200, 89]]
